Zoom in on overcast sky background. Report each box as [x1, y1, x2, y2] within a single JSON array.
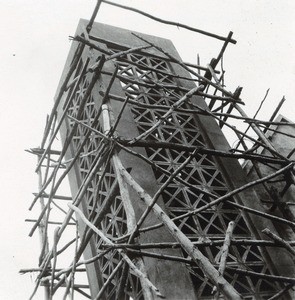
[[0, 1, 295, 299]]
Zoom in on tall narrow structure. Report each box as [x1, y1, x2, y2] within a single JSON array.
[[28, 19, 295, 300]]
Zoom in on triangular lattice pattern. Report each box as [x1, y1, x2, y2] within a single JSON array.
[[66, 66, 143, 299], [112, 48, 280, 299]]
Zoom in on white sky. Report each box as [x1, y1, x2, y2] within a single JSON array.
[[0, 1, 294, 299]]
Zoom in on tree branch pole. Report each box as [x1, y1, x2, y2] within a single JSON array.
[[132, 32, 239, 100], [47, 151, 117, 291], [130, 85, 204, 143], [39, 166, 61, 267], [68, 203, 164, 299], [30, 57, 118, 232], [258, 124, 295, 139], [86, 0, 103, 31], [119, 139, 288, 165], [102, 0, 236, 43], [35, 144, 112, 291], [188, 99, 286, 158], [28, 139, 108, 236], [87, 35, 213, 72], [129, 162, 295, 235], [235, 88, 270, 150], [213, 221, 235, 298], [102, 238, 295, 250], [35, 55, 106, 174], [40, 249, 112, 283], [267, 283, 295, 300], [39, 43, 85, 151], [263, 96, 286, 134], [41, 58, 90, 153], [20, 268, 85, 274], [49, 227, 60, 299], [36, 158, 50, 300], [171, 163, 295, 222], [117, 159, 242, 299], [94, 260, 124, 300], [234, 104, 287, 161], [225, 267, 295, 284], [128, 149, 197, 244], [102, 103, 155, 300], [62, 227, 79, 300], [88, 44, 151, 71], [116, 142, 217, 199], [228, 201, 295, 230], [262, 228, 295, 257]]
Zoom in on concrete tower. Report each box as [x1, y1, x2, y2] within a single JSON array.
[[38, 20, 295, 299]]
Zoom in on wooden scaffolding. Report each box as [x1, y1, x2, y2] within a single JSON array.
[[22, 1, 295, 299]]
